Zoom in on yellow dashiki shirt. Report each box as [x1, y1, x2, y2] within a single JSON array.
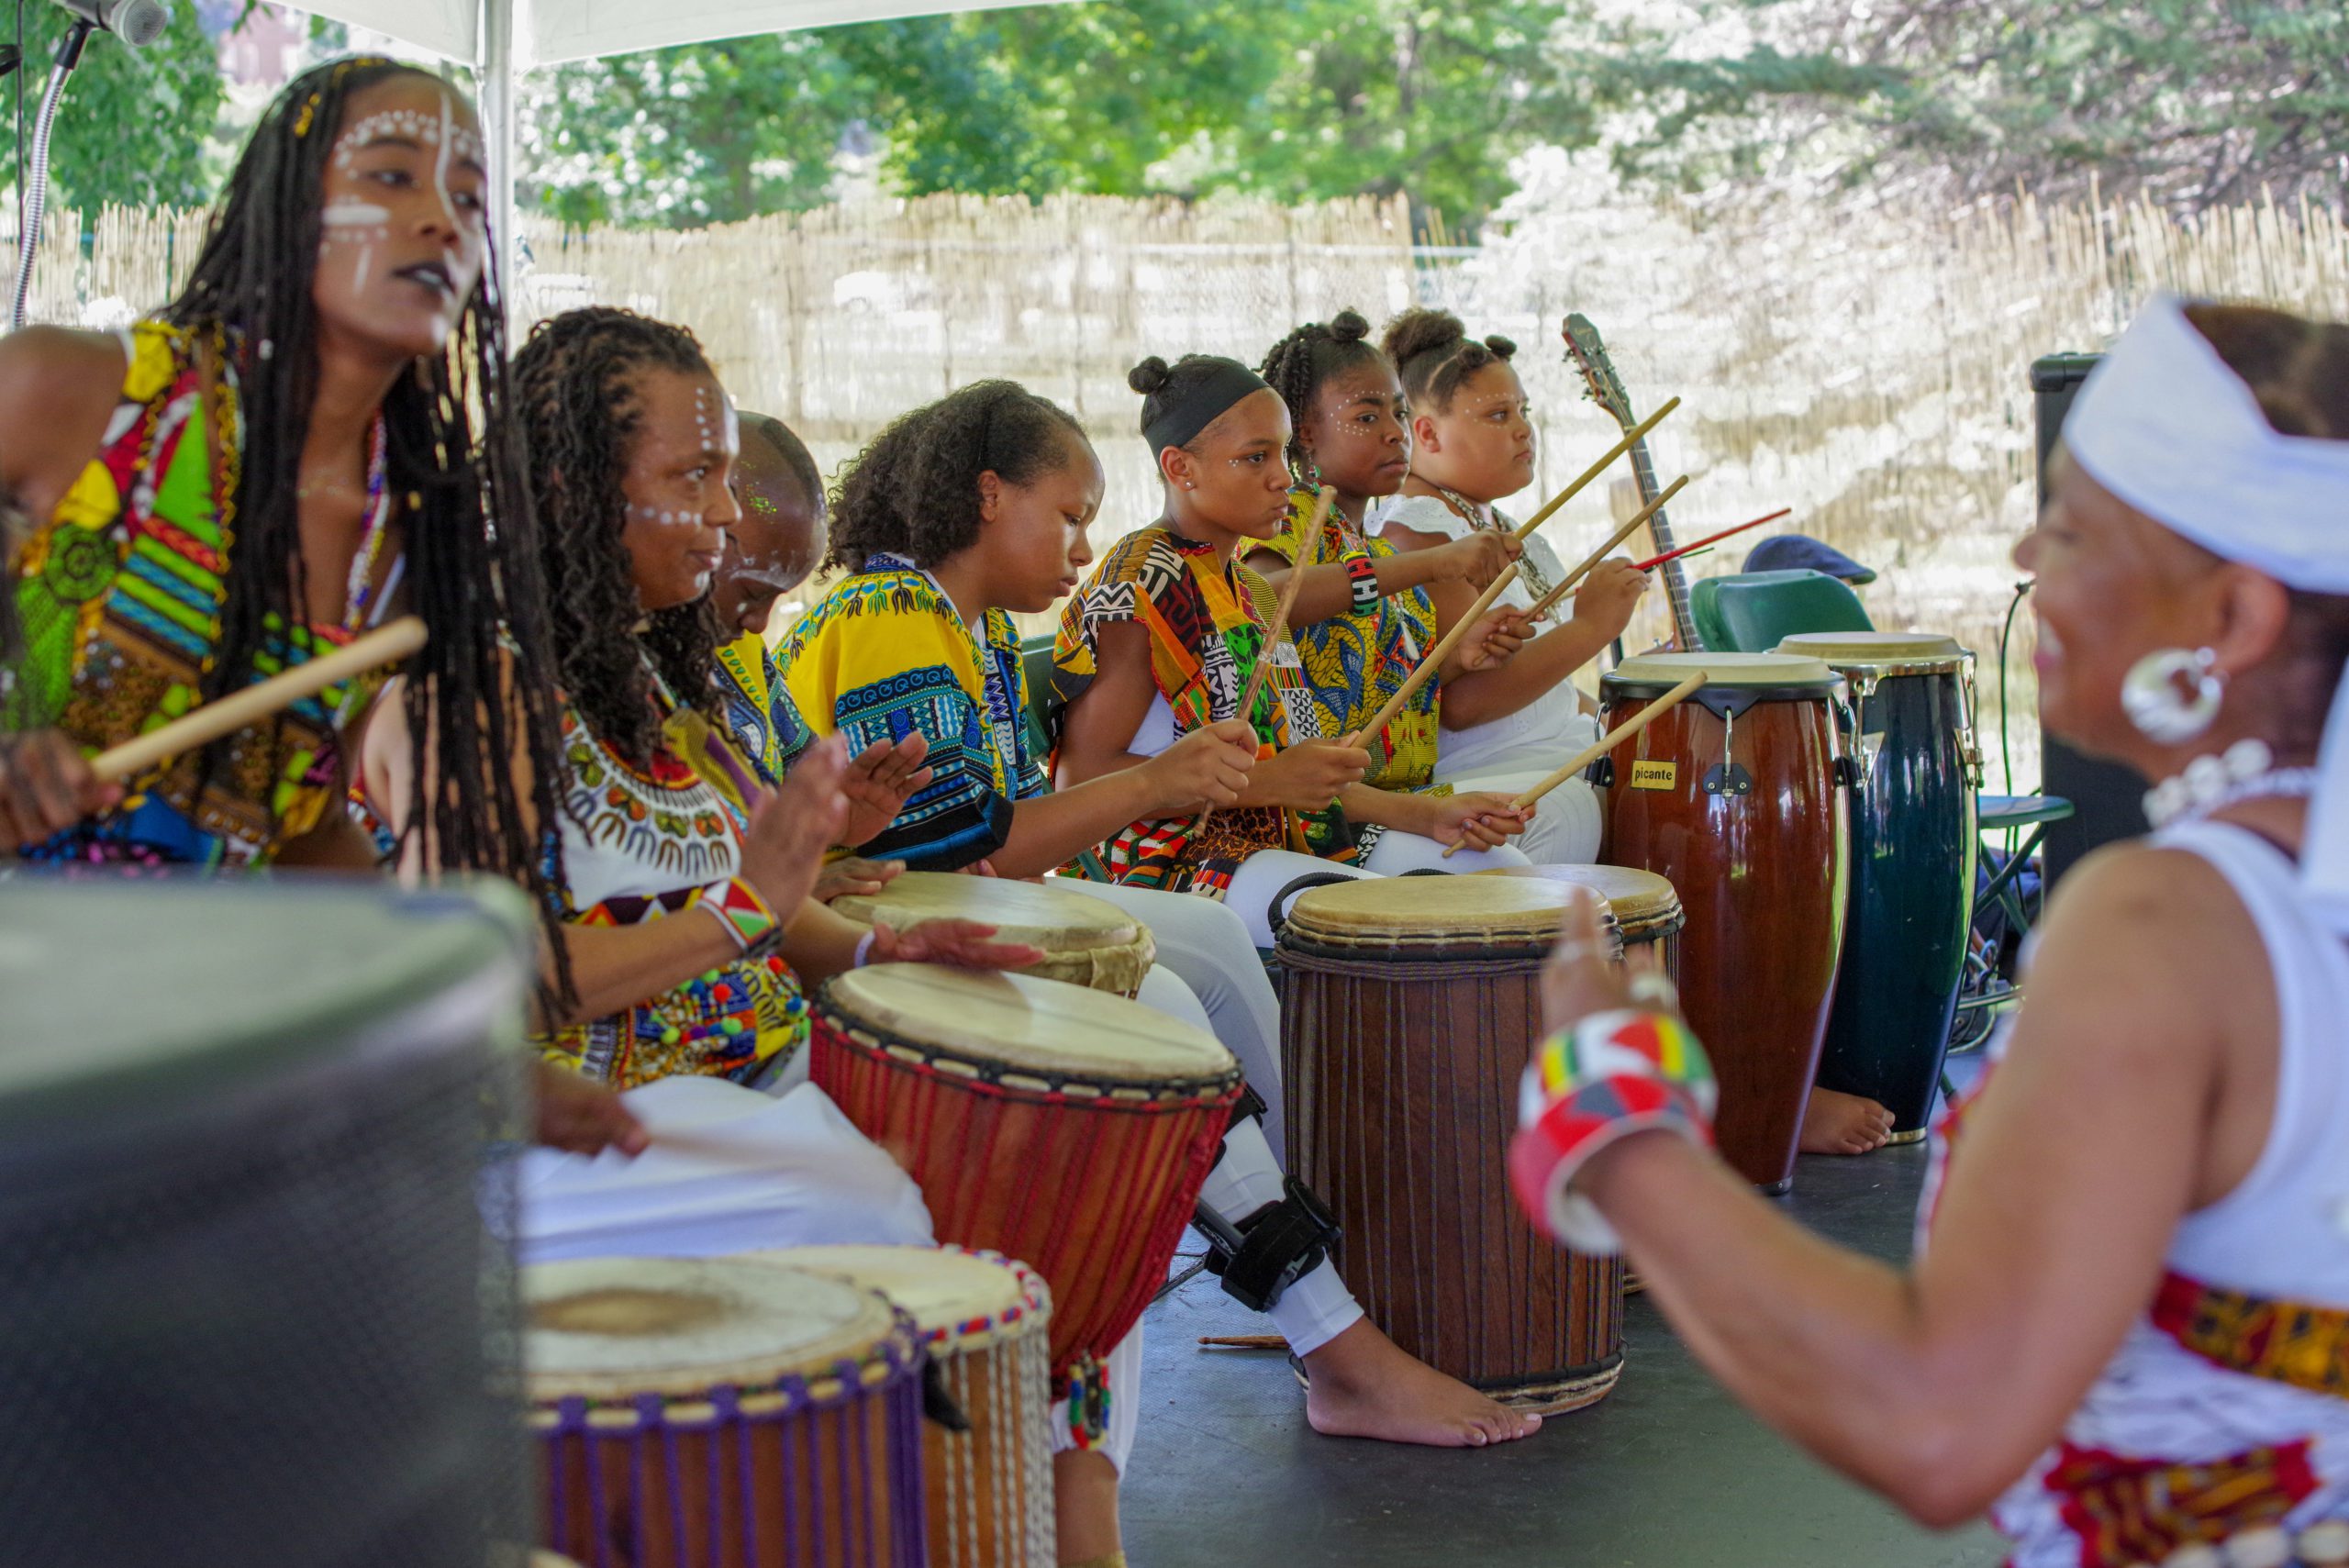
[[541, 679, 807, 1090], [1051, 525, 1354, 895], [8, 320, 398, 866], [781, 552, 1045, 870], [714, 632, 812, 790], [1243, 484, 1441, 793]]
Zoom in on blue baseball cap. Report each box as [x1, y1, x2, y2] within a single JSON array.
[[1743, 533, 1876, 584]]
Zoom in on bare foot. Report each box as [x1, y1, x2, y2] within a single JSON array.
[[1800, 1086, 1894, 1155], [1301, 1319, 1541, 1448]]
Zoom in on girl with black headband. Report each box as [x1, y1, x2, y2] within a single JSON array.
[[1052, 352, 1538, 951]]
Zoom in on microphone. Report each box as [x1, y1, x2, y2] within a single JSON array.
[[48, 0, 170, 48]]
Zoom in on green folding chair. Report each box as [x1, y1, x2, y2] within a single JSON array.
[[1690, 569, 1875, 651]]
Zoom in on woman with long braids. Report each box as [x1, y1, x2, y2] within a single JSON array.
[[1511, 299, 2349, 1562], [0, 57, 563, 905]]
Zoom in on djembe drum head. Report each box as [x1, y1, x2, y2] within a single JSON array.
[[829, 873, 1155, 996]]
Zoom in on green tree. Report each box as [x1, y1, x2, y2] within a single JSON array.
[[2, 0, 227, 211]]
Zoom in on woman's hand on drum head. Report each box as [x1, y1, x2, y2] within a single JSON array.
[[865, 917, 1045, 973], [741, 733, 852, 914], [0, 728, 120, 848], [1541, 890, 1682, 1039], [839, 733, 932, 849], [814, 855, 904, 904], [1572, 559, 1649, 642], [1421, 790, 1528, 851], [530, 1060, 649, 1158], [1243, 738, 1369, 810], [1143, 717, 1258, 813]]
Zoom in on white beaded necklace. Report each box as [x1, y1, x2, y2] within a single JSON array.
[[2142, 738, 2320, 828]]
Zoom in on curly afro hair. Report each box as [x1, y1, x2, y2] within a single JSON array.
[[1380, 307, 1517, 414], [1258, 307, 1385, 471], [827, 381, 1088, 573]]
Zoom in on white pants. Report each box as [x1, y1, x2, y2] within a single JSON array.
[[1436, 771, 1604, 866]]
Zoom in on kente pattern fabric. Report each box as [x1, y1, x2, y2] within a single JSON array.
[[1245, 485, 1440, 794], [780, 554, 1043, 870], [7, 320, 393, 867], [543, 678, 806, 1090], [1051, 526, 1352, 896], [714, 632, 811, 790], [1921, 820, 2349, 1565]]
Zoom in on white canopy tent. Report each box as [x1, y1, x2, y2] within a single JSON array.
[[268, 0, 1079, 249]]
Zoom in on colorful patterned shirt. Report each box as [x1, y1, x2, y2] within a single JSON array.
[[1051, 525, 1353, 895], [780, 554, 1044, 870], [541, 674, 807, 1091], [714, 632, 811, 789], [1244, 484, 1441, 792], [7, 320, 398, 867]]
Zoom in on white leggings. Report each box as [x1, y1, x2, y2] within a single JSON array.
[[1436, 772, 1604, 866]]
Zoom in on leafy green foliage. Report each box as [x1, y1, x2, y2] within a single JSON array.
[[1, 0, 227, 211]]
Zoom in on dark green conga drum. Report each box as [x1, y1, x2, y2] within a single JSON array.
[[0, 878, 537, 1567], [1777, 632, 1979, 1140]]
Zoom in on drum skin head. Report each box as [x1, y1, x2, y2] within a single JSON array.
[[768, 1245, 1051, 1354], [523, 1256, 896, 1402], [823, 963, 1236, 1084], [829, 873, 1140, 956], [1474, 863, 1683, 925], [1610, 650, 1837, 687], [1286, 873, 1585, 941], [1776, 631, 1966, 669]]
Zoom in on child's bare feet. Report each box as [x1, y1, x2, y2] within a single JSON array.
[[1301, 1319, 1542, 1448], [1799, 1086, 1894, 1154]]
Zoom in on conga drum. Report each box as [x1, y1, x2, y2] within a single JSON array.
[[526, 1255, 927, 1568], [782, 1246, 1052, 1568], [1599, 651, 1851, 1194], [1778, 633, 1981, 1141], [1475, 864, 1684, 981], [809, 964, 1240, 1438], [1276, 876, 1627, 1414], [829, 873, 1155, 997]]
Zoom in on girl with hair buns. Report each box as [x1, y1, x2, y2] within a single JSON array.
[[1052, 351, 1538, 950], [1373, 306, 1647, 865], [782, 380, 1545, 1481], [1245, 308, 1527, 807], [1510, 298, 2349, 1562]]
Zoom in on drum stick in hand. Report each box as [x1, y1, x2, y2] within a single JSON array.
[[1511, 396, 1682, 540], [90, 615, 428, 784], [1453, 672, 1709, 843], [1342, 558, 1520, 749], [1198, 490, 1330, 832], [1521, 477, 1691, 622]]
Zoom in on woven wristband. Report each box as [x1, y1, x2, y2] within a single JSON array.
[[1343, 550, 1379, 613], [696, 876, 780, 952]]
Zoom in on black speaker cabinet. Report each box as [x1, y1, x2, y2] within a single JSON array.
[[2031, 352, 2148, 886]]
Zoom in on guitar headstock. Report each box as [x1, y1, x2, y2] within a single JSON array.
[[1562, 313, 1634, 431]]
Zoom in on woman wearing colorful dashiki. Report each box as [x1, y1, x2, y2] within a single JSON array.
[[1052, 353, 1534, 951], [0, 58, 562, 903], [781, 377, 1542, 1462], [1511, 297, 2349, 1564]]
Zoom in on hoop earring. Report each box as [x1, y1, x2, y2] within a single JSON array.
[[2121, 646, 2225, 744]]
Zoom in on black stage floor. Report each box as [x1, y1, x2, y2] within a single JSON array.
[[1124, 1141, 2003, 1567]]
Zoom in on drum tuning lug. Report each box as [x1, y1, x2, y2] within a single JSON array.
[[1833, 756, 1862, 789], [1586, 757, 1616, 789], [1701, 763, 1753, 796]]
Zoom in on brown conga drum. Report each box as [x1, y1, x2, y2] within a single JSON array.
[[1276, 875, 1626, 1414], [829, 873, 1155, 997], [1599, 651, 1850, 1194]]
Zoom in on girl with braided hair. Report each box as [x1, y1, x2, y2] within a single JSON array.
[[0, 58, 564, 902]]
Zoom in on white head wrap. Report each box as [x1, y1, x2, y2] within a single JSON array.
[[2064, 294, 2349, 925]]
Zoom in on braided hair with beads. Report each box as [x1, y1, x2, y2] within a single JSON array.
[[827, 380, 1087, 573], [1257, 307, 1385, 478], [161, 56, 572, 975], [511, 307, 727, 773]]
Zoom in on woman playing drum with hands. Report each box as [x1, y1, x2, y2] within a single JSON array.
[[1513, 298, 2349, 1562]]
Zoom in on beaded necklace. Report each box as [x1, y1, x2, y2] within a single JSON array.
[[1424, 479, 1555, 606]]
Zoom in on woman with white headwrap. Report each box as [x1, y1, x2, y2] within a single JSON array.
[[1506, 297, 2349, 1564]]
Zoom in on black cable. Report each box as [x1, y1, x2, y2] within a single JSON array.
[[14, 0, 23, 249], [1997, 578, 2030, 801]]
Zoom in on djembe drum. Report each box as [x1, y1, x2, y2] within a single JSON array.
[[809, 964, 1240, 1437], [526, 1255, 927, 1568], [783, 1245, 1052, 1568], [1778, 632, 1981, 1141], [1276, 875, 1627, 1413], [830, 873, 1155, 997], [1599, 651, 1852, 1194], [1475, 863, 1685, 981]]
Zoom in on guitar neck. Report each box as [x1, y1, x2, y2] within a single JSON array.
[[1624, 436, 1702, 651]]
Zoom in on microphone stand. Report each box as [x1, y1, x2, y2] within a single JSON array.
[[11, 17, 94, 330]]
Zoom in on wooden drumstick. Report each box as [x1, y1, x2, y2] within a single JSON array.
[[1510, 396, 1681, 539], [90, 615, 427, 784], [1197, 490, 1330, 832], [1521, 476, 1691, 622], [1342, 559, 1523, 749], [1442, 672, 1708, 852]]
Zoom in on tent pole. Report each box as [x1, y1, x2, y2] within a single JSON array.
[[478, 0, 520, 333]]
